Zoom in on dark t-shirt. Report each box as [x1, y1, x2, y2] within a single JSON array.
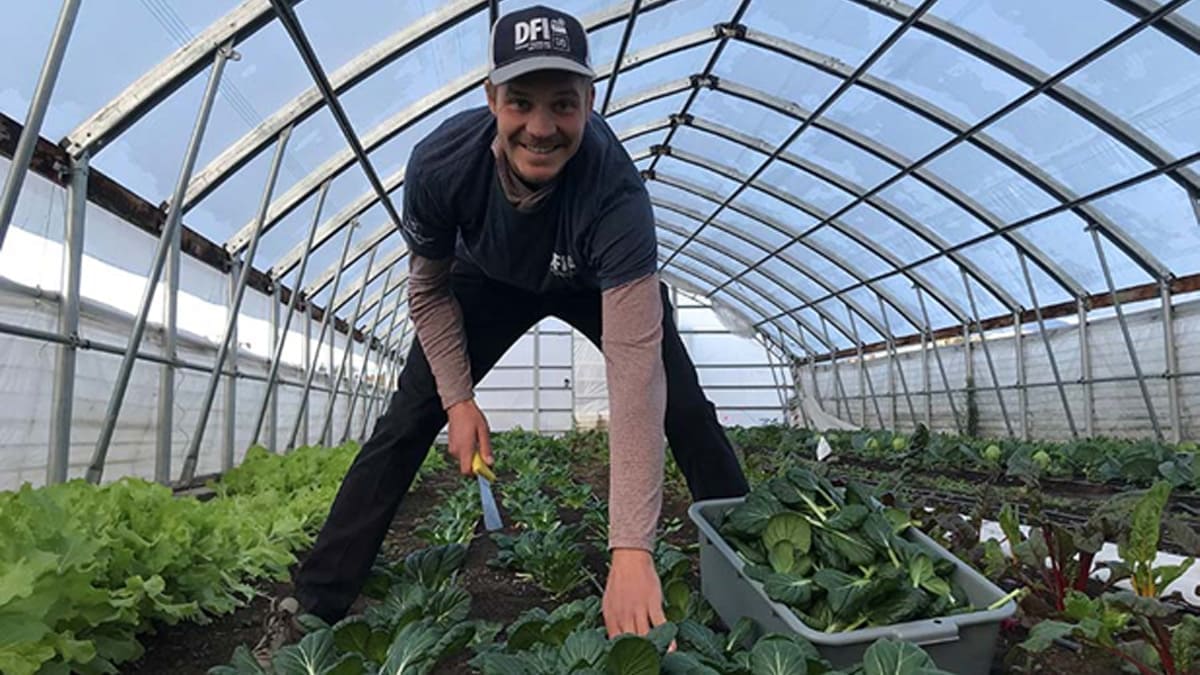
[[399, 107, 656, 293]]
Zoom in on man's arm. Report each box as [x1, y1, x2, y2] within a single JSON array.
[[408, 254, 494, 474], [407, 254, 472, 409], [601, 273, 667, 551]]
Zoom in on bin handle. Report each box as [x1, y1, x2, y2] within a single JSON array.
[[888, 618, 960, 646]]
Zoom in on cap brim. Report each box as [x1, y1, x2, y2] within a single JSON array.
[[489, 56, 595, 85]]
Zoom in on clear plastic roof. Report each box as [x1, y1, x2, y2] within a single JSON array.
[[3, 0, 1198, 358]]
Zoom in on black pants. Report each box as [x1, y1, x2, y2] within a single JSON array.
[[294, 262, 749, 623]]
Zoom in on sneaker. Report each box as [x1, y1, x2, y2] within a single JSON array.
[[253, 596, 306, 667]]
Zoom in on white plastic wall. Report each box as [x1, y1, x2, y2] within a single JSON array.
[[799, 297, 1199, 441]]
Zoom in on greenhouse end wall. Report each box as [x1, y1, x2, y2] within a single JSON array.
[[795, 297, 1199, 442]]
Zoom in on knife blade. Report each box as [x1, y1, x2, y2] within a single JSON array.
[[477, 474, 503, 531]]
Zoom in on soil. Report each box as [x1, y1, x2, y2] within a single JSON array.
[[121, 444, 1169, 674], [123, 453, 698, 674]]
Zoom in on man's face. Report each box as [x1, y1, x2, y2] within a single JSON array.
[[486, 70, 595, 185]]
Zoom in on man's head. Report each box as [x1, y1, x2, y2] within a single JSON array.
[[486, 5, 596, 185]]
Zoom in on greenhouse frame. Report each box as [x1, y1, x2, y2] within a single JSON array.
[[2, 0, 1199, 673]]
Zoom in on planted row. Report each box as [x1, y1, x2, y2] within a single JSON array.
[[0, 442, 363, 675]]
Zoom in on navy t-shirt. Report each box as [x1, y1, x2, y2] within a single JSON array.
[[399, 107, 657, 293]]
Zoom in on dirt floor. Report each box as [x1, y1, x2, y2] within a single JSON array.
[[121, 446, 1173, 674], [123, 457, 699, 674]]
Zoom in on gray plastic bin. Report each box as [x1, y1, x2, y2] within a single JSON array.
[[688, 498, 1016, 674]]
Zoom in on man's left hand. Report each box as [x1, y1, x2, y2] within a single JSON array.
[[602, 548, 670, 641]]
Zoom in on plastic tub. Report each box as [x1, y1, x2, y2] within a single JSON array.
[[688, 497, 1017, 673]]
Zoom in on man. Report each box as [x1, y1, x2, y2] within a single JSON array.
[[256, 4, 748, 661]]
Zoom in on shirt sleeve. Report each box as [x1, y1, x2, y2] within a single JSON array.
[[602, 273, 667, 552], [588, 181, 658, 290], [400, 160, 456, 260], [408, 254, 474, 410]]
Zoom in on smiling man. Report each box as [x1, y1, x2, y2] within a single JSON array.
[[255, 4, 749, 662]]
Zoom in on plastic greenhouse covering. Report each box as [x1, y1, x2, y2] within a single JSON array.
[[5, 2, 1200, 674], [2, 0, 1200, 488]]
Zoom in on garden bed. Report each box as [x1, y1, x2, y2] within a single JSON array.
[[80, 427, 1199, 673]]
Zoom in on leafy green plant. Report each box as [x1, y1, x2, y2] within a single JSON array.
[[0, 443, 357, 675], [1020, 590, 1200, 675], [414, 482, 482, 546], [491, 526, 596, 598], [715, 468, 981, 633]]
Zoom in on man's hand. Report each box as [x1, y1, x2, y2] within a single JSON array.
[[446, 398, 492, 475], [603, 548, 672, 644]]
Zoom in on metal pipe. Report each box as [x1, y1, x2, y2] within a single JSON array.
[[86, 42, 235, 484], [1015, 311, 1027, 440], [1078, 299, 1095, 438], [1019, 253, 1078, 437], [0, 0, 81, 252], [0, 318, 367, 390], [252, 180, 330, 446], [156, 189, 183, 484], [319, 246, 377, 445], [878, 295, 917, 427], [288, 220, 359, 449], [961, 271, 1014, 437], [847, 307, 885, 428], [533, 322, 542, 433], [343, 267, 398, 442], [764, 339, 790, 424], [181, 126, 290, 481], [268, 282, 280, 452], [916, 286, 962, 433], [818, 316, 849, 420], [921, 325, 932, 426], [1089, 225, 1162, 440], [47, 152, 87, 484], [362, 292, 405, 438], [222, 258, 239, 472], [302, 302, 312, 445], [1161, 280, 1181, 443]]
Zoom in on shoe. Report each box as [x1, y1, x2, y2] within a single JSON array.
[[253, 596, 306, 667]]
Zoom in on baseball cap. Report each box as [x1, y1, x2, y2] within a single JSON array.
[[488, 5, 595, 85]]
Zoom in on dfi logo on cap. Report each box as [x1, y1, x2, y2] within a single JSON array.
[[514, 16, 570, 52]]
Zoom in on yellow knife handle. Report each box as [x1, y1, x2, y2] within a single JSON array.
[[472, 452, 496, 482]]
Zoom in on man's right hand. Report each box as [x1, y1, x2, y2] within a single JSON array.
[[446, 398, 493, 476]]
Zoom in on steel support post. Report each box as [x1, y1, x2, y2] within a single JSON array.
[[362, 292, 405, 438], [878, 295, 917, 427], [794, 324, 824, 415], [47, 152, 87, 484], [253, 180, 329, 447], [764, 340, 790, 424], [343, 269, 397, 442], [268, 283, 280, 453], [1090, 226, 1163, 440], [326, 327, 336, 444], [1015, 311, 1027, 440], [920, 327, 932, 426], [818, 316, 849, 420], [533, 322, 542, 433], [222, 258, 240, 472], [319, 247, 377, 445], [87, 42, 234, 484], [961, 272, 1014, 437], [181, 127, 289, 481], [302, 303, 312, 445], [847, 308, 884, 428], [288, 221, 358, 449], [915, 287, 962, 433], [0, 0, 81, 251], [155, 191, 181, 485], [1019, 254, 1078, 437], [1161, 280, 1181, 443], [1078, 299, 1095, 438]]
